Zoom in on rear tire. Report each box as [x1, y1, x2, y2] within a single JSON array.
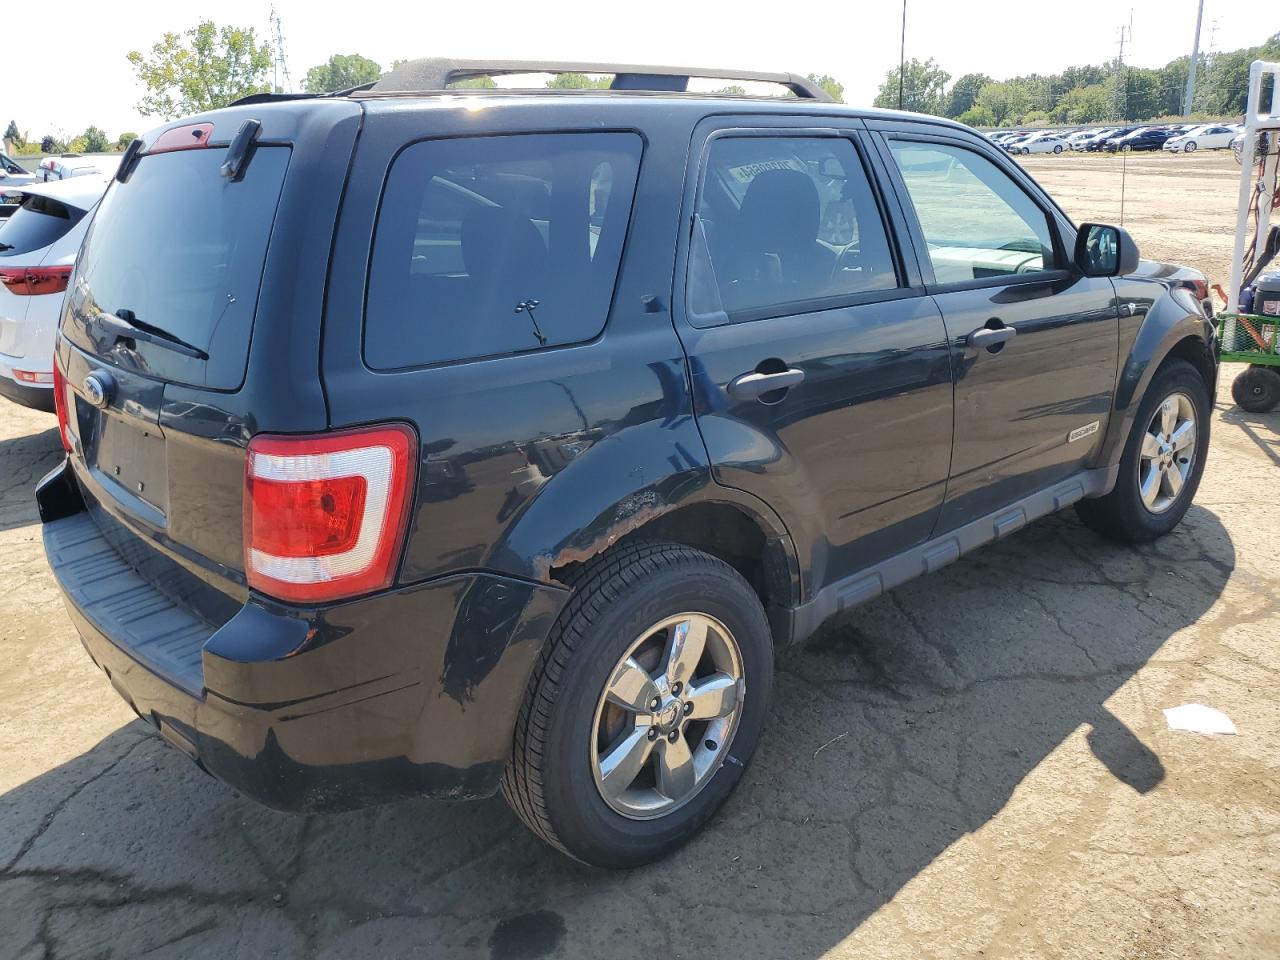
[[1053, 144, 1063, 154], [1076, 359, 1210, 543], [1231, 365, 1280, 413], [502, 541, 774, 867]]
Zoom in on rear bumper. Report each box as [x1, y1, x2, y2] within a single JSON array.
[[38, 458, 568, 812], [0, 371, 54, 412]]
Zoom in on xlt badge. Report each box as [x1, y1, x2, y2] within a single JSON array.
[[1068, 421, 1100, 443]]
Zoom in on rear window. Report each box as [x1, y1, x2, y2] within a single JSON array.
[[364, 132, 642, 369], [66, 146, 290, 389], [0, 195, 85, 258]]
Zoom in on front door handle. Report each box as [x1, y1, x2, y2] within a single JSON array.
[[727, 368, 805, 400], [967, 326, 1018, 350]]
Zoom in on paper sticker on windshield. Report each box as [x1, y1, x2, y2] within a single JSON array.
[[726, 158, 808, 183]]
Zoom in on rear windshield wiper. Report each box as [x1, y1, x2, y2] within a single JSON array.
[[90, 309, 209, 361]]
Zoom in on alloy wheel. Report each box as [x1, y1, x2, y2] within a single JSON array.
[[590, 613, 744, 820], [1138, 392, 1197, 514]]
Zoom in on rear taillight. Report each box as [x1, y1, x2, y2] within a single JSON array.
[[244, 424, 417, 604], [0, 265, 72, 296], [52, 361, 71, 452], [13, 369, 53, 383]]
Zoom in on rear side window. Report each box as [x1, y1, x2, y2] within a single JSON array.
[[687, 136, 898, 325], [366, 135, 645, 371], [0, 195, 85, 258], [365, 132, 642, 369], [888, 140, 1057, 283], [67, 146, 290, 389]]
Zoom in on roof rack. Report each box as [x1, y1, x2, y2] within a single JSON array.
[[366, 59, 833, 101]]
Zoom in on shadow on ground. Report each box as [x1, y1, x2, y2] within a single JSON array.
[[0, 499, 1234, 959], [0, 423, 59, 533]]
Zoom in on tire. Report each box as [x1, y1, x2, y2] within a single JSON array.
[[1075, 359, 1210, 543], [1185, 140, 1197, 153], [1021, 147, 1030, 155], [1053, 144, 1063, 154], [1231, 365, 1280, 413], [502, 541, 774, 867]]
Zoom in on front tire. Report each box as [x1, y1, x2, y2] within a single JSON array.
[[1185, 140, 1198, 153], [502, 541, 774, 867], [1231, 365, 1280, 413], [1076, 359, 1210, 542]]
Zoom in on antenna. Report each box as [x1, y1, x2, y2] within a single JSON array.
[[269, 5, 293, 94]]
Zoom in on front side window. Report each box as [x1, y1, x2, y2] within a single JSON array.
[[364, 132, 642, 369], [688, 135, 898, 323], [888, 140, 1058, 283]]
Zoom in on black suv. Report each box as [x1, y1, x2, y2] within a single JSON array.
[[1105, 127, 1176, 152], [38, 60, 1217, 867]]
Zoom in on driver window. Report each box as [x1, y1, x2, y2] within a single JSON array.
[[888, 140, 1057, 283], [688, 135, 898, 325]]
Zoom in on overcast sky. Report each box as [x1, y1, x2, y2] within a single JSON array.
[[7, 0, 1269, 139]]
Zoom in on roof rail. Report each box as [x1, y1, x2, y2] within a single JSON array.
[[368, 58, 833, 101]]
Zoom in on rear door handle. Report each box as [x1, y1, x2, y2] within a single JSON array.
[[967, 326, 1017, 349], [727, 368, 805, 400]]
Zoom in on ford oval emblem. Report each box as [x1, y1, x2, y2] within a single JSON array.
[[83, 372, 113, 409]]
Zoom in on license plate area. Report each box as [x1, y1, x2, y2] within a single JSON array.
[[93, 412, 169, 517]]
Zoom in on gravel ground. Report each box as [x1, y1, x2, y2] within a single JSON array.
[[0, 150, 1276, 960]]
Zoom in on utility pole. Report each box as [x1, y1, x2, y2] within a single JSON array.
[[270, 5, 293, 95], [1113, 21, 1129, 120], [897, 0, 907, 110], [1182, 0, 1205, 116]]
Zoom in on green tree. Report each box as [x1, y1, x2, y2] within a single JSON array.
[[40, 135, 63, 154], [1052, 83, 1112, 123], [80, 126, 110, 153], [976, 80, 1031, 125], [714, 84, 747, 96], [807, 73, 844, 102], [946, 73, 993, 117], [545, 72, 612, 89], [873, 58, 951, 114], [302, 53, 382, 94], [957, 104, 997, 127], [116, 132, 139, 150], [3, 120, 22, 150], [450, 76, 497, 89], [127, 21, 272, 120]]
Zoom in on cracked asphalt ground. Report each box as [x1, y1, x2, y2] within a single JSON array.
[[2, 152, 1278, 960]]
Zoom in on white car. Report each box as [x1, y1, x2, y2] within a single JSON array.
[[1162, 124, 1238, 153], [0, 176, 109, 410], [37, 154, 120, 182], [1010, 132, 1068, 155]]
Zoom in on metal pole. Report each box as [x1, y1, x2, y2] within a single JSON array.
[[1182, 0, 1205, 116], [898, 0, 907, 110]]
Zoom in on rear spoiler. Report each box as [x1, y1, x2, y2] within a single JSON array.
[[117, 119, 261, 184]]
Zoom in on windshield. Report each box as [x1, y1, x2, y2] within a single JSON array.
[[65, 145, 290, 389]]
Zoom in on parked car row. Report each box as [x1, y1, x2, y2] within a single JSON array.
[[988, 121, 1246, 156]]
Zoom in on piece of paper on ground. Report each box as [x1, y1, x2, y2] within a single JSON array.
[[1163, 703, 1238, 735]]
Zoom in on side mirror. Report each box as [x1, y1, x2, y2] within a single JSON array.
[[1075, 222, 1140, 277]]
